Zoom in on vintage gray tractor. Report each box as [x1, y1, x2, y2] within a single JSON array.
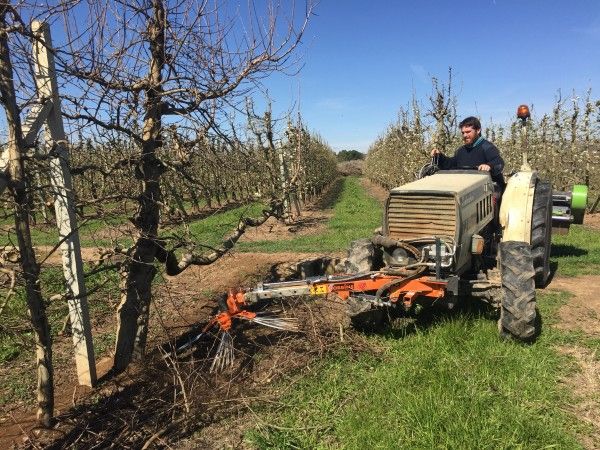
[[188, 107, 588, 367]]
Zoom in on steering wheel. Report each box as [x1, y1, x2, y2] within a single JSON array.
[[417, 157, 440, 179]]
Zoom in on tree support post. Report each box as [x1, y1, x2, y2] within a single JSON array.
[[31, 21, 96, 387]]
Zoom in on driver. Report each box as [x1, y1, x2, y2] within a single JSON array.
[[431, 116, 505, 188]]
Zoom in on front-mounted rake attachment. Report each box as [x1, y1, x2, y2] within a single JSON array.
[[169, 288, 300, 372], [169, 264, 456, 371]]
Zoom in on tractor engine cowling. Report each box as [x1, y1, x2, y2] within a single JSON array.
[[382, 172, 495, 276]]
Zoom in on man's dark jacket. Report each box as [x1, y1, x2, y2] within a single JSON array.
[[437, 137, 505, 187]]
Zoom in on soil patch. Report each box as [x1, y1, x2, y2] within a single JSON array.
[[239, 177, 345, 244], [239, 212, 331, 243], [34, 245, 106, 266], [549, 274, 600, 449], [558, 345, 600, 450], [86, 222, 135, 241], [584, 212, 600, 230], [548, 275, 600, 336], [360, 178, 388, 204]]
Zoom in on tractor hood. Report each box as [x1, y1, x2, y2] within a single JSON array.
[[390, 172, 493, 197]]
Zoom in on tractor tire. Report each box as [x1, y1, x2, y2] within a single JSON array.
[[498, 241, 538, 341], [531, 180, 552, 287], [335, 238, 383, 274]]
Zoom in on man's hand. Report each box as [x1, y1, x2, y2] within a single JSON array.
[[478, 164, 491, 172], [430, 148, 441, 157]]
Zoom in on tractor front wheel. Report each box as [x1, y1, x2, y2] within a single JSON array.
[[531, 180, 552, 287], [498, 241, 538, 341]]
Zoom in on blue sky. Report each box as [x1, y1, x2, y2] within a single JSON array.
[[259, 0, 600, 152]]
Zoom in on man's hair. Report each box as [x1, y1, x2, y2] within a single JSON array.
[[459, 116, 481, 130]]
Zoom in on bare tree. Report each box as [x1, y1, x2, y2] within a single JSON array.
[[0, 3, 54, 426], [428, 67, 457, 153], [54, 0, 313, 372]]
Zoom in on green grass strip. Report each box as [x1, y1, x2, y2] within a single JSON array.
[[170, 202, 266, 249], [238, 177, 383, 253]]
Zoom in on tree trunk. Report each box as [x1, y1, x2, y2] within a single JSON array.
[[113, 0, 166, 372], [0, 9, 54, 426]]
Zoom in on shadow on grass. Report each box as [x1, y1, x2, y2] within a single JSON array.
[[547, 260, 559, 285], [369, 297, 543, 344], [310, 177, 345, 210], [551, 243, 588, 258]]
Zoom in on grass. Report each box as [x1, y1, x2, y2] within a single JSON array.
[[178, 202, 266, 249], [0, 264, 120, 364], [551, 224, 600, 276], [0, 264, 121, 406], [0, 214, 129, 248], [238, 177, 383, 253], [0, 198, 262, 249]]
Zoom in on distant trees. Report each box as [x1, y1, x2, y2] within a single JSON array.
[[337, 149, 364, 162], [365, 73, 600, 198]]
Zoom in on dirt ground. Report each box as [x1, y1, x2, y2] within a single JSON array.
[[549, 275, 600, 337], [584, 212, 600, 230], [0, 250, 349, 449]]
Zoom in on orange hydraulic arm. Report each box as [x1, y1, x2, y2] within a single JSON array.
[[210, 271, 447, 332], [173, 271, 448, 365]]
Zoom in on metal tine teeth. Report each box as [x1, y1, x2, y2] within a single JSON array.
[[210, 332, 235, 373], [174, 331, 205, 354], [256, 310, 284, 316], [251, 316, 299, 331]]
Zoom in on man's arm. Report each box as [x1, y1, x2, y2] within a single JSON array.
[[482, 142, 504, 176], [431, 149, 457, 169]]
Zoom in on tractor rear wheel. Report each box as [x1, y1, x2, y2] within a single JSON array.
[[336, 238, 383, 273], [498, 241, 538, 341], [531, 180, 552, 287]]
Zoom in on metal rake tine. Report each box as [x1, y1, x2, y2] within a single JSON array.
[[174, 331, 205, 354], [254, 316, 299, 326], [251, 316, 299, 332], [210, 331, 235, 373]]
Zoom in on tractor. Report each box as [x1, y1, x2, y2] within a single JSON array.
[[182, 106, 588, 369]]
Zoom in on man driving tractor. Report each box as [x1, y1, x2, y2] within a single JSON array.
[[431, 116, 505, 188]]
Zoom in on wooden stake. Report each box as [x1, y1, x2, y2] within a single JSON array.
[[31, 21, 97, 387]]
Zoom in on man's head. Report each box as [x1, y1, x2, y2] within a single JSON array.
[[459, 116, 482, 146]]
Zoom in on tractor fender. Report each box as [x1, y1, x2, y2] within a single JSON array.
[[499, 171, 537, 243]]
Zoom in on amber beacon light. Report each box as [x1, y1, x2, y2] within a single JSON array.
[[517, 104, 530, 120]]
